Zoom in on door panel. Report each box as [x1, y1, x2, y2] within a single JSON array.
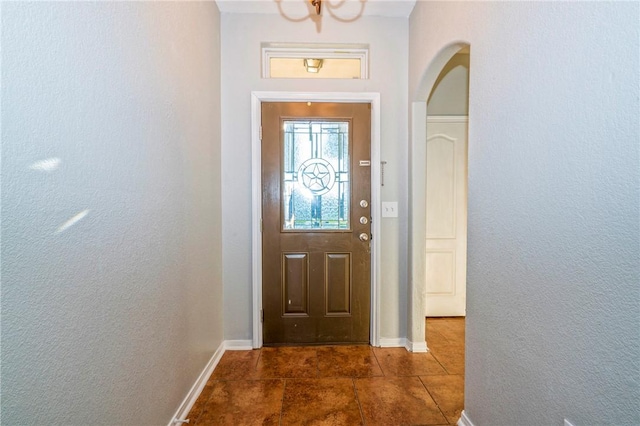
[[282, 253, 309, 315], [262, 102, 371, 345], [425, 119, 468, 317], [325, 253, 351, 316], [426, 137, 456, 238]]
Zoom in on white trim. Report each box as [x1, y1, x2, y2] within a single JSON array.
[[224, 340, 253, 351], [251, 91, 381, 348], [427, 116, 469, 123], [168, 342, 225, 426], [405, 340, 428, 353], [457, 410, 474, 426], [378, 337, 407, 348], [409, 101, 428, 348], [251, 93, 264, 349]]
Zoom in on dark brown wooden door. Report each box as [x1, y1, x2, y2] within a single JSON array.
[[261, 102, 371, 345]]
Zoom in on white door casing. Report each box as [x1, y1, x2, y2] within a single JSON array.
[[425, 117, 468, 317], [251, 91, 381, 348]]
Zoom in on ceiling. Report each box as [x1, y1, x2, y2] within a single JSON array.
[[216, 0, 417, 18]]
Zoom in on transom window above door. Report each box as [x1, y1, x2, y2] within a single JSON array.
[[262, 43, 369, 79]]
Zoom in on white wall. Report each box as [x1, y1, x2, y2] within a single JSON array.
[[410, 2, 639, 425], [1, 2, 223, 424], [427, 53, 469, 116], [221, 13, 409, 342]]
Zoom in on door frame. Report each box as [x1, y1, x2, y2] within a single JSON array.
[[251, 91, 381, 348]]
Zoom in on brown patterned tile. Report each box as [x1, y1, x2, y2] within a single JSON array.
[[281, 378, 363, 425], [430, 347, 465, 375], [317, 346, 383, 377], [427, 339, 464, 356], [186, 381, 215, 424], [420, 375, 464, 424], [255, 346, 318, 378], [373, 347, 447, 376], [211, 350, 261, 381], [355, 376, 447, 425], [197, 379, 284, 425], [425, 328, 449, 344], [426, 318, 465, 347], [426, 317, 465, 375]]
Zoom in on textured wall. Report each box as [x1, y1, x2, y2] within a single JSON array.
[[410, 2, 639, 425], [1, 2, 223, 424], [220, 13, 409, 342], [427, 53, 469, 116]]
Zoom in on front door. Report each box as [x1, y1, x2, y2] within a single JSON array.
[[261, 102, 371, 345]]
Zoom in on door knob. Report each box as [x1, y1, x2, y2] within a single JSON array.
[[359, 216, 369, 225], [359, 200, 369, 208], [359, 233, 369, 242]]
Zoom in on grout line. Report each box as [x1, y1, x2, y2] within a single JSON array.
[[352, 377, 367, 425], [370, 346, 386, 376], [253, 347, 262, 372], [418, 376, 450, 424], [429, 351, 451, 375]]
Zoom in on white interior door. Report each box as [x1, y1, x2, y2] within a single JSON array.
[[425, 117, 468, 317]]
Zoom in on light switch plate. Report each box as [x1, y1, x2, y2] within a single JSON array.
[[382, 202, 398, 218]]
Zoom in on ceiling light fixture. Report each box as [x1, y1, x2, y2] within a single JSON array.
[[303, 58, 323, 73], [310, 0, 321, 15], [275, 0, 367, 33]]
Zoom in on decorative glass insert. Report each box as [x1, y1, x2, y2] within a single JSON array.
[[283, 121, 350, 230]]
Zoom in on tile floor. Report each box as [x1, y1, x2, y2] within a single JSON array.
[[187, 317, 464, 425]]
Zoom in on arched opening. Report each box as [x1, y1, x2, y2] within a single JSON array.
[[407, 40, 470, 424], [424, 48, 469, 318], [408, 42, 470, 350]]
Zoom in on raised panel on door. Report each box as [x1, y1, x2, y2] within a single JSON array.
[[282, 253, 309, 315], [426, 136, 456, 239], [325, 253, 351, 316], [425, 250, 456, 295]]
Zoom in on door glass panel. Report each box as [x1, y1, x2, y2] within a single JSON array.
[[283, 120, 350, 230]]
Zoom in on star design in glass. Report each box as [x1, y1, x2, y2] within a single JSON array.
[[298, 158, 336, 196], [303, 163, 331, 191]]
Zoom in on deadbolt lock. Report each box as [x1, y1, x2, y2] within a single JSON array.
[[359, 233, 369, 242]]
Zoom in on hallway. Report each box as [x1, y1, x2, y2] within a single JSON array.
[[187, 317, 464, 425]]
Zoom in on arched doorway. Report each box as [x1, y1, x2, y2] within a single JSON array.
[[408, 42, 470, 349]]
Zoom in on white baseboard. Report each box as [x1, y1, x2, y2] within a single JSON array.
[[224, 340, 253, 350], [457, 410, 475, 426], [378, 337, 407, 348], [168, 342, 225, 426], [168, 340, 255, 425], [406, 340, 428, 353]]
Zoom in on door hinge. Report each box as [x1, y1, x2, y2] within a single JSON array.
[[259, 126, 263, 140], [260, 309, 264, 323]]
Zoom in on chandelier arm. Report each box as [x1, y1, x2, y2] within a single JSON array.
[[323, 0, 348, 10], [275, 0, 312, 22], [325, 0, 366, 22]]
